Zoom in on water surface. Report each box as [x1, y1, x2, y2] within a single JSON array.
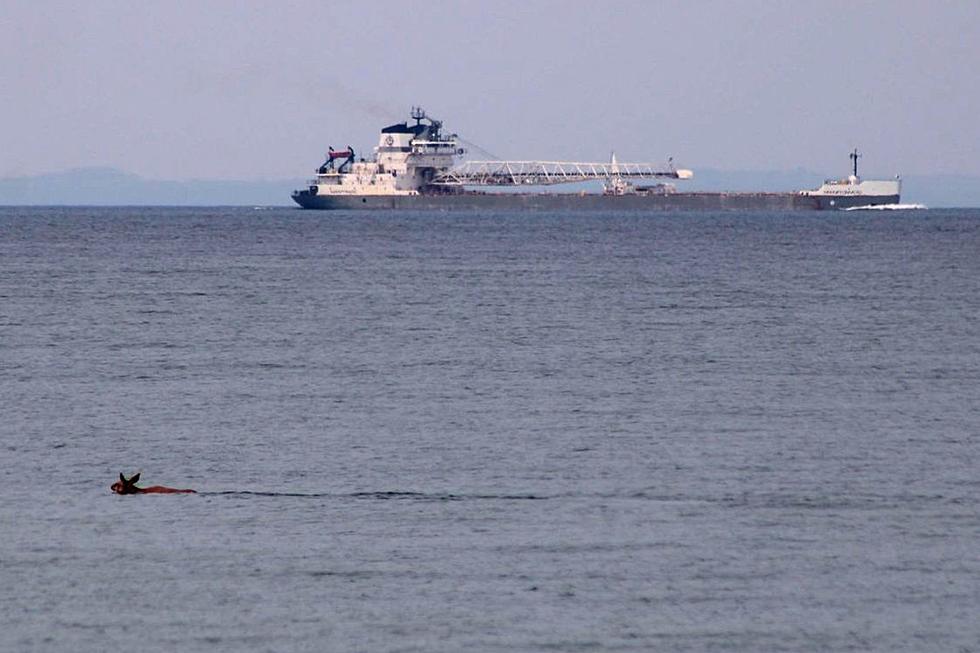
[[2, 207, 978, 651]]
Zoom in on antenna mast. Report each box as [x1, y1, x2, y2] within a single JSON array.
[[850, 148, 861, 177]]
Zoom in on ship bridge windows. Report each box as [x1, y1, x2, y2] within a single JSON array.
[[381, 122, 427, 135]]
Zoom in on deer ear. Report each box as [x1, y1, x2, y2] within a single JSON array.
[[120, 473, 126, 483], [130, 473, 141, 484]]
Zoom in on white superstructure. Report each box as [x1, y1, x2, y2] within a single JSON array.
[[799, 149, 901, 199], [800, 177, 902, 198], [305, 107, 459, 197]]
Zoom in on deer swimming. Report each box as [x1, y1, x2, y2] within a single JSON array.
[[110, 472, 196, 495]]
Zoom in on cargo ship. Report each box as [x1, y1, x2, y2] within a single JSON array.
[[291, 108, 900, 211]]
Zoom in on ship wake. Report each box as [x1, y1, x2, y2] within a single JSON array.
[[842, 203, 927, 211]]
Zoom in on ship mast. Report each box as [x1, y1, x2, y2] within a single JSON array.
[[850, 148, 861, 178]]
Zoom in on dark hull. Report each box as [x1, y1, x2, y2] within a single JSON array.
[[291, 190, 900, 211]]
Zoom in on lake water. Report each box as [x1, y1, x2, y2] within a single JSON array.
[[2, 206, 979, 651]]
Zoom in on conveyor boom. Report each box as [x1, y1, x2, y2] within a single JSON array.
[[430, 160, 693, 186]]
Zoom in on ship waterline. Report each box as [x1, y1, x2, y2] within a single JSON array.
[[293, 190, 900, 211]]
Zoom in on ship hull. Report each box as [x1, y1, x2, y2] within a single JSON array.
[[291, 190, 899, 211]]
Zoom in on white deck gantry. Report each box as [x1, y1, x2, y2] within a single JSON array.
[[430, 160, 693, 186]]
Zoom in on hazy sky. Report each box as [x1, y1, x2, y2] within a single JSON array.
[[3, 1, 978, 180]]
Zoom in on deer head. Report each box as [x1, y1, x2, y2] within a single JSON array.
[[110, 472, 141, 494]]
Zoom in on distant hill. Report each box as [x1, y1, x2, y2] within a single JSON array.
[[0, 166, 977, 207], [0, 168, 302, 206]]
